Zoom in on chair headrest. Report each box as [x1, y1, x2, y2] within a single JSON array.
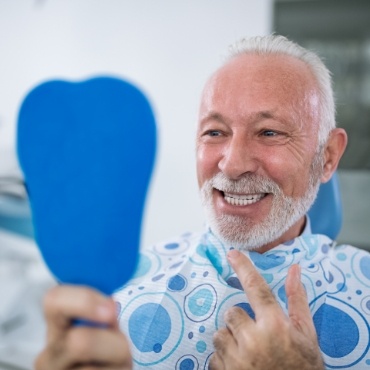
[[308, 172, 342, 240]]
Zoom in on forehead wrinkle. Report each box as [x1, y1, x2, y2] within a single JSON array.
[[250, 110, 286, 124]]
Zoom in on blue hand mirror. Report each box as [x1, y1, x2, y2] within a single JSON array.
[[17, 77, 156, 295]]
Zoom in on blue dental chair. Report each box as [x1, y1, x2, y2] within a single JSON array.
[[308, 172, 342, 240]]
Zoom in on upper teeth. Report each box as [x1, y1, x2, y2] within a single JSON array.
[[224, 192, 265, 206]]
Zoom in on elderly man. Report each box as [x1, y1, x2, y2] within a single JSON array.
[[36, 35, 369, 370]]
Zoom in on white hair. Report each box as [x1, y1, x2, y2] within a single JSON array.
[[228, 35, 335, 147]]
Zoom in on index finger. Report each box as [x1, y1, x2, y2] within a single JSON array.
[[227, 249, 282, 318]]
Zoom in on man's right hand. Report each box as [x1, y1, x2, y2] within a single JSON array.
[[209, 250, 324, 370], [35, 286, 132, 370]]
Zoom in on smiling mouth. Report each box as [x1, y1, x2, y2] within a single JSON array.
[[220, 191, 267, 206]]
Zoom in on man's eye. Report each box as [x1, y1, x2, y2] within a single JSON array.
[[206, 130, 222, 137], [261, 130, 278, 137]]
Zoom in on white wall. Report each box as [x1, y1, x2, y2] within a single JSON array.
[[0, 0, 272, 247]]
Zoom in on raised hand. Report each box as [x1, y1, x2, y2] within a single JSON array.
[[35, 285, 132, 370], [209, 250, 324, 370]]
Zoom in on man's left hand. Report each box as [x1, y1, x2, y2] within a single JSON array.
[[209, 250, 324, 370]]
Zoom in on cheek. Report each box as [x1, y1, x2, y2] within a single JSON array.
[[259, 150, 307, 195], [258, 149, 287, 176], [266, 156, 314, 197], [196, 145, 220, 187]]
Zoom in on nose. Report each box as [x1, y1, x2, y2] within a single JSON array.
[[218, 136, 258, 179]]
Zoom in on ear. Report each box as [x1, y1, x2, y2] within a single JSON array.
[[321, 128, 348, 183]]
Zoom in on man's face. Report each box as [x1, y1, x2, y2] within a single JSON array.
[[196, 53, 324, 252]]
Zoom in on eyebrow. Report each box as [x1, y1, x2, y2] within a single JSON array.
[[199, 112, 225, 125], [255, 111, 275, 120], [200, 110, 280, 126]]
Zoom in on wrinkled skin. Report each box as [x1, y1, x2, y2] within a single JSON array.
[[196, 53, 347, 252], [35, 286, 132, 370], [209, 250, 324, 370]]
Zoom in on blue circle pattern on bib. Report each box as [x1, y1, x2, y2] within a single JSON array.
[[114, 232, 370, 369]]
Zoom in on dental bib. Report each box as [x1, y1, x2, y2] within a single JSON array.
[[115, 230, 370, 369]]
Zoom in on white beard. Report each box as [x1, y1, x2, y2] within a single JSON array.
[[200, 152, 323, 251]]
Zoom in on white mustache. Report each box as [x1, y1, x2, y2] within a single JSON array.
[[206, 172, 282, 195]]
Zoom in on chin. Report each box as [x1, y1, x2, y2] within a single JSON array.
[[208, 214, 285, 251], [205, 190, 314, 251]]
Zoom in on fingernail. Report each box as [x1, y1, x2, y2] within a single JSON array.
[[227, 249, 240, 262]]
